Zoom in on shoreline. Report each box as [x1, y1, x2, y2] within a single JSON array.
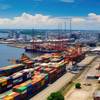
[[6, 44, 26, 49], [0, 40, 27, 49]]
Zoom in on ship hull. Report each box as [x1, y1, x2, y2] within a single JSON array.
[[25, 48, 61, 53]]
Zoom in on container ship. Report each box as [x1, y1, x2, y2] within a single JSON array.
[[25, 39, 69, 53], [25, 46, 60, 53]]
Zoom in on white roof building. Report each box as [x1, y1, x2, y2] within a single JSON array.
[[91, 47, 100, 52]]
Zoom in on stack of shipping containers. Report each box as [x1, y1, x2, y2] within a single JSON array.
[[0, 53, 67, 99]]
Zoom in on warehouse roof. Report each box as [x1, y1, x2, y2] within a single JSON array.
[[94, 91, 100, 97], [91, 47, 100, 52], [98, 77, 100, 81]]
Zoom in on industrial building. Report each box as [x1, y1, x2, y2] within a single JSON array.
[[94, 90, 100, 100]]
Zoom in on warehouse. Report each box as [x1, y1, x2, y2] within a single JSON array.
[[90, 47, 100, 54], [98, 77, 100, 83], [93, 90, 100, 100]]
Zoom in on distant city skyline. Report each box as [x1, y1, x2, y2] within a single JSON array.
[[0, 0, 100, 30]]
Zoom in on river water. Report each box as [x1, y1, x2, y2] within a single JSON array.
[[0, 44, 24, 67], [0, 44, 41, 67], [0, 33, 39, 67], [0, 33, 42, 67]]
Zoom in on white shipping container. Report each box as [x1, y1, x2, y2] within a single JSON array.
[[27, 72, 31, 78], [12, 72, 23, 79]]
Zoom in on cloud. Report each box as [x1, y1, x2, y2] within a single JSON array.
[[0, 13, 62, 29], [72, 18, 86, 24], [87, 13, 100, 22], [0, 12, 100, 30], [0, 3, 11, 10], [71, 13, 100, 29]]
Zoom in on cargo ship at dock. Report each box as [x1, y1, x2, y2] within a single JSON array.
[[24, 39, 70, 53], [25, 46, 61, 53]]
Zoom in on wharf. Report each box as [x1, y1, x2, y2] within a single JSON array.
[[6, 43, 26, 49], [31, 72, 74, 100], [31, 55, 98, 100], [0, 40, 28, 49]]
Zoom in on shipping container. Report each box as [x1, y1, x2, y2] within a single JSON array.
[[48, 69, 58, 83], [3, 92, 21, 100], [13, 80, 33, 98], [0, 68, 34, 94], [0, 64, 24, 76], [11, 72, 23, 86], [0, 76, 13, 93], [13, 86, 27, 98]]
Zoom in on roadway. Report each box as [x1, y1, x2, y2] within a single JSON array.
[[30, 72, 74, 100], [64, 57, 100, 100]]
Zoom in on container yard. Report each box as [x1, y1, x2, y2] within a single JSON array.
[[0, 52, 69, 99], [0, 46, 99, 100], [0, 34, 100, 100]]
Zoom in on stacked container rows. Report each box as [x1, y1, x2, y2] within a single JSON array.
[[0, 53, 67, 99]]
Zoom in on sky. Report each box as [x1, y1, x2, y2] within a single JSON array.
[[0, 0, 100, 30]]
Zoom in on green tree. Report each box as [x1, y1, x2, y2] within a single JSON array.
[[47, 92, 64, 100], [75, 83, 81, 89]]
